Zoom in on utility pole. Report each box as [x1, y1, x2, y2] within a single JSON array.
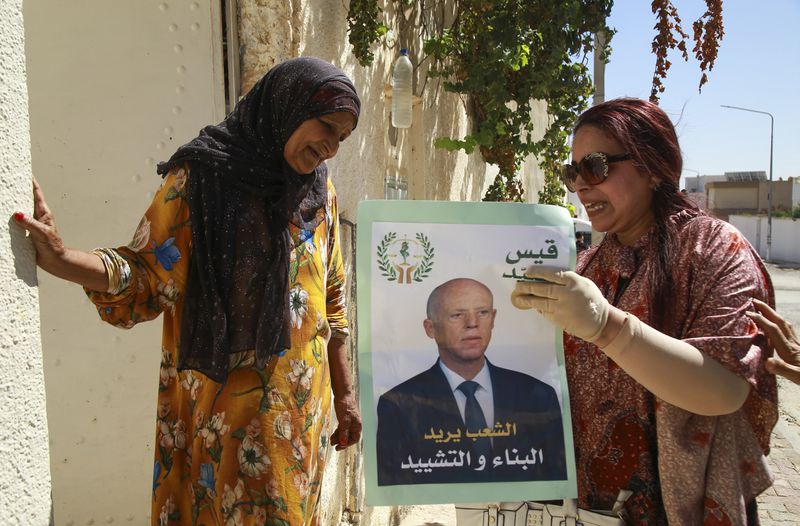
[[721, 105, 774, 262]]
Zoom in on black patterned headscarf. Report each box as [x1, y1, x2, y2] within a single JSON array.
[[157, 57, 360, 382]]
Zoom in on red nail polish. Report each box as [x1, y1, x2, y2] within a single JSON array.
[[13, 211, 24, 221]]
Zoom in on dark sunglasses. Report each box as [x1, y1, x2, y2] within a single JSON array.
[[560, 152, 632, 192]]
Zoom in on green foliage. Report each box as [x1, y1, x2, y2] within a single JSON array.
[[771, 206, 800, 219], [423, 1, 613, 202], [347, 0, 388, 67], [433, 136, 477, 155]]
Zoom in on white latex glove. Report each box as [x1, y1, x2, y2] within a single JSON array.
[[510, 267, 610, 343]]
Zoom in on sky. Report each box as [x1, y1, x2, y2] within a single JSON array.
[[601, 0, 799, 189]]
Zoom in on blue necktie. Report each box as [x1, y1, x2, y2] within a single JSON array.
[[458, 380, 492, 464]]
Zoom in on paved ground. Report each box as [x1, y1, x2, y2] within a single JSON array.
[[758, 263, 800, 525], [392, 264, 800, 526]]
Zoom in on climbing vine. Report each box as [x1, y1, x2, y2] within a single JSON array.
[[347, 0, 388, 67], [347, 1, 724, 204]]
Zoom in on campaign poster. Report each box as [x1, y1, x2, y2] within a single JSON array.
[[356, 200, 578, 506]]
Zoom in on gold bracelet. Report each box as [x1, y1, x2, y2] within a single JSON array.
[[91, 248, 132, 295]]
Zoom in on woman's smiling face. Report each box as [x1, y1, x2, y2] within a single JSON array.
[[282, 111, 356, 174], [571, 125, 656, 246]]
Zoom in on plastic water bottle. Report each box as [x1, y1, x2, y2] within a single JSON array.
[[391, 49, 413, 128], [384, 174, 399, 200], [384, 174, 408, 200]]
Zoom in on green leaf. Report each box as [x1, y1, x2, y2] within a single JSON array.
[[433, 137, 463, 152]]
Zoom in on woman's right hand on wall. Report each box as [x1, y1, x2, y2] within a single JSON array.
[[11, 177, 108, 290], [747, 299, 800, 385], [11, 177, 67, 271]]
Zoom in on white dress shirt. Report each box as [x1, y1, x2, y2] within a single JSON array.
[[438, 359, 495, 430]]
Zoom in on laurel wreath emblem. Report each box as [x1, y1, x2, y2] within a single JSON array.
[[377, 232, 398, 280], [376, 232, 435, 283], [412, 233, 434, 282]]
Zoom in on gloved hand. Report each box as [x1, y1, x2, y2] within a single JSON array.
[[512, 268, 750, 415], [511, 267, 610, 343]]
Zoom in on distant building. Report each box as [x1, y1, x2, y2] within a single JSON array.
[[684, 173, 727, 194], [705, 173, 799, 221]]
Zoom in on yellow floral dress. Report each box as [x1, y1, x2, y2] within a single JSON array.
[[87, 167, 349, 526]]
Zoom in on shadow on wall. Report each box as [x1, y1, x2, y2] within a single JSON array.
[[8, 217, 39, 287]]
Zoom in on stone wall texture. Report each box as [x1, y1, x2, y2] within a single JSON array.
[[0, 1, 52, 524]]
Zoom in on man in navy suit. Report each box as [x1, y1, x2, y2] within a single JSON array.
[[376, 278, 566, 486]]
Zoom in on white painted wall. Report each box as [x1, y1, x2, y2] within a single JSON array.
[[731, 215, 760, 251], [0, 1, 52, 525], [793, 179, 800, 210], [729, 215, 800, 264], [24, 1, 225, 524], [772, 218, 800, 263]]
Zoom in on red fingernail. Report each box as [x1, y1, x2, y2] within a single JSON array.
[[13, 212, 24, 221]]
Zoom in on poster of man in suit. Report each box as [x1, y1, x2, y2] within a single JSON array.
[[376, 277, 566, 485], [357, 200, 577, 506]]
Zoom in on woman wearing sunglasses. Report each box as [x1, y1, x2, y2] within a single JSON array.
[[512, 98, 777, 525]]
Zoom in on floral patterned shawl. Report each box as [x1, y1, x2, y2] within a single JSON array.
[[566, 211, 777, 525]]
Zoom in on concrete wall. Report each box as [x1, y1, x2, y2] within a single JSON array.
[[758, 180, 798, 213], [707, 183, 759, 209], [707, 180, 798, 218], [729, 215, 800, 264], [0, 1, 52, 524]]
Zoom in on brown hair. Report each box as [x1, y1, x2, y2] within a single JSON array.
[[574, 98, 700, 330]]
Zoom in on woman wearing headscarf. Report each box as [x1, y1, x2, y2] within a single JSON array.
[[13, 57, 361, 526], [512, 98, 778, 525]]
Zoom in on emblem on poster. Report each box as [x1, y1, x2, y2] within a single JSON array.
[[376, 232, 434, 284]]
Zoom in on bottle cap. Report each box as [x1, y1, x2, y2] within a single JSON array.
[[400, 48, 409, 56]]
